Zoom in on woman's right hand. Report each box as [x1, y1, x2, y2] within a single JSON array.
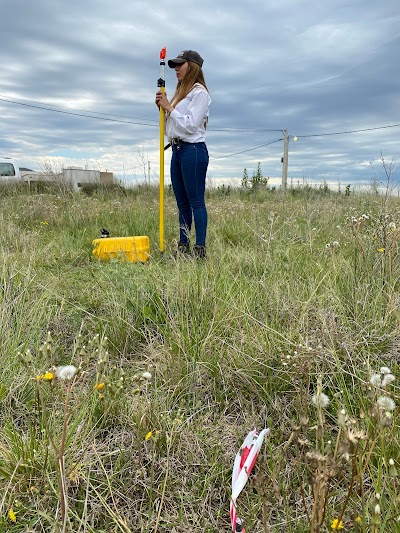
[[155, 90, 173, 113]]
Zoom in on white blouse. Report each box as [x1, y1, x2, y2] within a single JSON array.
[[165, 83, 211, 143]]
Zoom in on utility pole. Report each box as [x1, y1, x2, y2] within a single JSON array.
[[148, 161, 151, 185], [281, 129, 289, 189]]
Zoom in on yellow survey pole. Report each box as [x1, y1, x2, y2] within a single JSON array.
[[158, 47, 166, 253]]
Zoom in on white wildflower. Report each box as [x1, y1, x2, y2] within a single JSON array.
[[376, 396, 396, 412], [338, 408, 347, 426], [374, 504, 381, 515], [351, 216, 358, 223], [389, 458, 395, 466], [370, 373, 382, 388], [361, 214, 369, 220], [380, 366, 391, 375], [389, 222, 396, 230], [341, 452, 351, 463], [332, 241, 339, 247], [56, 365, 77, 381], [325, 243, 331, 248], [311, 392, 330, 408], [141, 371, 152, 380], [381, 374, 396, 388]]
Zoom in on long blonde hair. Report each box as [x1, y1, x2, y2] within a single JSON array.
[[170, 61, 209, 108]]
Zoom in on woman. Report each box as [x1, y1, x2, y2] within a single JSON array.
[[155, 50, 211, 258]]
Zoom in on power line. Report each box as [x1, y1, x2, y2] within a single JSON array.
[[211, 138, 284, 160], [3, 93, 399, 139], [0, 97, 159, 127], [0, 94, 286, 160], [2, 93, 400, 165], [294, 123, 400, 139], [0, 94, 283, 133], [0, 94, 158, 123], [209, 127, 283, 133]]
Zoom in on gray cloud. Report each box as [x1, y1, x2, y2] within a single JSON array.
[[1, 0, 399, 186]]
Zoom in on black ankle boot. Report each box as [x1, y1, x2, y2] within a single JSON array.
[[178, 241, 190, 253], [193, 245, 206, 259], [174, 241, 191, 257]]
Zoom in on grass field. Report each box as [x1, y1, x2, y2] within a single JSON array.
[[0, 182, 398, 532]]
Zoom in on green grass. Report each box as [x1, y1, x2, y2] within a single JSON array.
[[0, 182, 399, 532]]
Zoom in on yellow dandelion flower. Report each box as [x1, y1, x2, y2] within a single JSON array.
[[331, 518, 343, 530], [145, 431, 153, 441], [355, 516, 362, 523], [36, 371, 54, 381], [95, 382, 105, 390], [8, 508, 16, 522], [377, 247, 385, 253]]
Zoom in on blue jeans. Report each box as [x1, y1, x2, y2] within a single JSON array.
[[170, 141, 209, 247]]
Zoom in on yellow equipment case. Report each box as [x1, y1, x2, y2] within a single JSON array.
[[92, 236, 150, 262]]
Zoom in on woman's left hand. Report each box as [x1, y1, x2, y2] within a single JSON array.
[[155, 91, 173, 113]]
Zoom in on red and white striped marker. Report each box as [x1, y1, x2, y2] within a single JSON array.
[[230, 429, 269, 532]]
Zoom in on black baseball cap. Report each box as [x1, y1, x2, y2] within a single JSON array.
[[168, 50, 204, 68]]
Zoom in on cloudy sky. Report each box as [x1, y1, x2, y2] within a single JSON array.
[[1, 0, 399, 188]]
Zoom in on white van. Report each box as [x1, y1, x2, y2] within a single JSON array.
[[0, 157, 21, 180]]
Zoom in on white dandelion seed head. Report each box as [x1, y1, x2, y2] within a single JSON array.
[[370, 374, 382, 388], [381, 374, 396, 388], [56, 365, 78, 381], [389, 458, 395, 466], [141, 371, 152, 380], [376, 396, 396, 412], [380, 366, 391, 375], [374, 504, 381, 515], [311, 392, 330, 408]]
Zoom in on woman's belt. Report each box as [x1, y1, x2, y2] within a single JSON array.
[[164, 138, 183, 150]]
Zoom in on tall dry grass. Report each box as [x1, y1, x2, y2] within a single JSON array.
[[0, 181, 398, 532]]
